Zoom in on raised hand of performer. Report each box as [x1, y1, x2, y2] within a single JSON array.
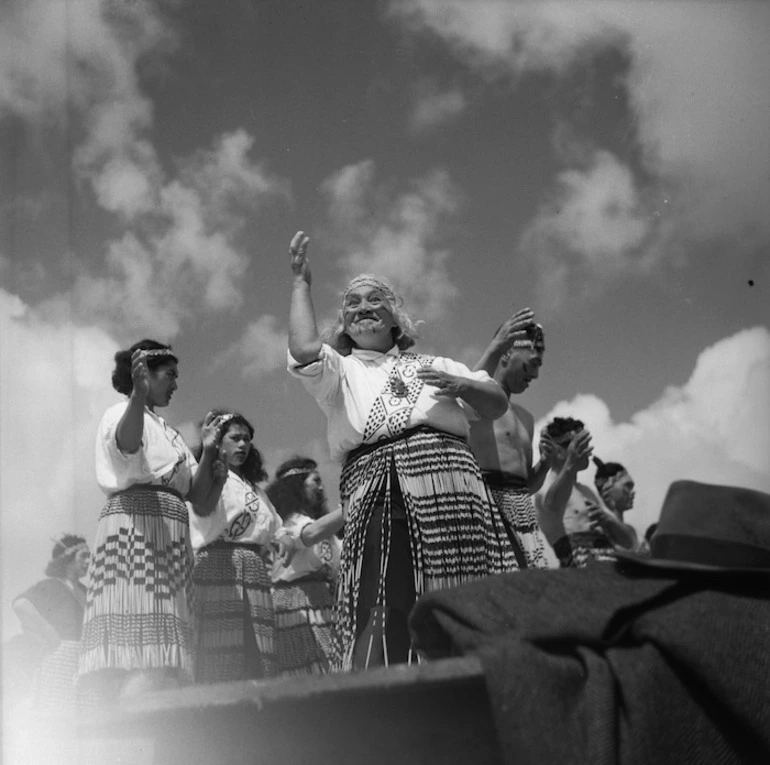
[[130, 349, 151, 402], [200, 411, 228, 456], [289, 230, 311, 285], [288, 230, 323, 365], [116, 350, 153, 453], [564, 428, 593, 474], [493, 308, 536, 351], [190, 411, 229, 516], [473, 307, 535, 375], [417, 366, 508, 420], [538, 431, 557, 467]]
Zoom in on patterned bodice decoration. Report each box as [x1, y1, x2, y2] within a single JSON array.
[[159, 418, 191, 491], [362, 352, 434, 443]]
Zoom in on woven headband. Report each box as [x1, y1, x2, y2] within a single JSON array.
[[279, 467, 314, 479], [50, 538, 88, 561], [142, 348, 176, 358], [512, 323, 545, 351], [596, 469, 630, 494], [342, 275, 398, 307]]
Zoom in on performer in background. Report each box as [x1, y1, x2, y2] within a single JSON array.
[[286, 230, 513, 671], [268, 457, 343, 676], [12, 534, 90, 718], [470, 315, 558, 569], [78, 340, 225, 700], [536, 418, 635, 567], [191, 410, 282, 683], [594, 457, 638, 529]]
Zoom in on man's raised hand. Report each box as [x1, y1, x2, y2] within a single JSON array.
[[493, 307, 536, 352]]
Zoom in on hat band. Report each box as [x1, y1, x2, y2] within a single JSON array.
[[652, 534, 770, 570]]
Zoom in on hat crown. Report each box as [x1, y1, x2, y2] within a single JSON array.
[[650, 480, 770, 570]]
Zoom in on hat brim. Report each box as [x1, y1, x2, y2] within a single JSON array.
[[614, 550, 770, 577]]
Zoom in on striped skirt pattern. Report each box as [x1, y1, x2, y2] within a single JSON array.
[[489, 486, 554, 569], [272, 578, 335, 676], [193, 543, 276, 683], [78, 486, 195, 687], [567, 531, 618, 569], [334, 428, 515, 671]]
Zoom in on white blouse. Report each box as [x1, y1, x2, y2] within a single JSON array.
[[287, 343, 493, 462], [95, 401, 196, 497], [190, 470, 282, 552], [271, 513, 342, 584]]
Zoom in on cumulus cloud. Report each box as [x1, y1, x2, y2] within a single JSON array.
[[390, 0, 770, 300], [535, 326, 770, 535], [321, 159, 461, 321], [2, 2, 289, 340], [216, 314, 288, 380], [409, 78, 468, 133], [0, 289, 120, 640], [63, 129, 287, 339], [0, 0, 170, 215], [520, 149, 653, 310]]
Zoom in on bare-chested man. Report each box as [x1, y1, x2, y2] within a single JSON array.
[[469, 310, 557, 569], [535, 419, 637, 568]]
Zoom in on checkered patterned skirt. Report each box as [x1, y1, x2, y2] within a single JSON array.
[[333, 427, 515, 671], [193, 542, 276, 683], [273, 577, 336, 676], [77, 485, 195, 686]]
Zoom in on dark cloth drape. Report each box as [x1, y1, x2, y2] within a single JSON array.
[[410, 564, 770, 765]]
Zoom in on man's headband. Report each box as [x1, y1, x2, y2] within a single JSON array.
[[512, 323, 545, 352], [595, 469, 630, 494], [342, 275, 399, 307], [143, 348, 176, 358]]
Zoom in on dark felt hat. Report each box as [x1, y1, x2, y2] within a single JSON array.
[[615, 480, 770, 575]]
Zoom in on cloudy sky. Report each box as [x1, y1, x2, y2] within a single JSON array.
[[2, 0, 768, 639]]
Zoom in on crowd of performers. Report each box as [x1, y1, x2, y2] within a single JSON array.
[[10, 230, 653, 716]]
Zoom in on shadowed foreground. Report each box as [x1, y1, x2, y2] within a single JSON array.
[[78, 656, 502, 765]]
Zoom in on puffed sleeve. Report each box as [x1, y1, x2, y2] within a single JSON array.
[[95, 402, 153, 494], [287, 343, 344, 405]]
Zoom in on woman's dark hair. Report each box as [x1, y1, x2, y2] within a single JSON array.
[[266, 456, 319, 521], [45, 534, 87, 578], [195, 410, 267, 486], [112, 339, 178, 395]]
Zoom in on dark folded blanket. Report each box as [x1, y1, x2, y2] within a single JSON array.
[[409, 564, 770, 765]]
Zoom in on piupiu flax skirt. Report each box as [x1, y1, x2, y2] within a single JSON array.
[[78, 485, 195, 688], [193, 542, 276, 683], [272, 577, 335, 676], [334, 427, 515, 671]]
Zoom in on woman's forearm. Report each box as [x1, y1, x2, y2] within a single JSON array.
[[115, 394, 146, 454], [299, 506, 345, 547], [289, 278, 322, 364], [459, 379, 508, 420]]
